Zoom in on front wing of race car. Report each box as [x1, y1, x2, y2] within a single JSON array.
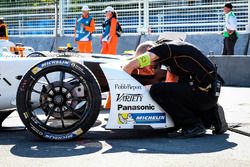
[[101, 63, 174, 129]]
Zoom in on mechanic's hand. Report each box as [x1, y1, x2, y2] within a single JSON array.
[[123, 64, 133, 75]]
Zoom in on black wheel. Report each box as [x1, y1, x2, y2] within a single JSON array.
[[16, 58, 101, 141], [27, 52, 46, 57]]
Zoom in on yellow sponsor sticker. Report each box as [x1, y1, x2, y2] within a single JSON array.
[[31, 67, 42, 74], [118, 113, 135, 124], [74, 128, 83, 135], [23, 112, 29, 119]]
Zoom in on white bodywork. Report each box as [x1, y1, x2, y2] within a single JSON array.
[[0, 58, 46, 109], [101, 64, 174, 129], [0, 56, 174, 130]]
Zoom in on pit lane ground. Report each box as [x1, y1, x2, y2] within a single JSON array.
[[0, 86, 250, 167]]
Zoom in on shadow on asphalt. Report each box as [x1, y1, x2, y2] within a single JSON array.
[[0, 127, 237, 158], [86, 129, 237, 154]]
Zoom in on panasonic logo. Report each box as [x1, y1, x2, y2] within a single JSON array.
[[117, 104, 155, 110]]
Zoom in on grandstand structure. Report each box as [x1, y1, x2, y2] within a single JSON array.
[[0, 0, 249, 36]]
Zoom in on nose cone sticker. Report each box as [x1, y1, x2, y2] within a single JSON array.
[[118, 113, 166, 124]]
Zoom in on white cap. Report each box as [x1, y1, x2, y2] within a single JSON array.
[[103, 6, 114, 12], [82, 5, 90, 11]]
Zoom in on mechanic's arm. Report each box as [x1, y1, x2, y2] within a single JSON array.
[[123, 52, 159, 74]]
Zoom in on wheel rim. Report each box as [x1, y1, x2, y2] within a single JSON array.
[[26, 67, 93, 133]]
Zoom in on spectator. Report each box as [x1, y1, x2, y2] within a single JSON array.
[[0, 17, 8, 39], [74, 5, 95, 53], [222, 2, 238, 55]]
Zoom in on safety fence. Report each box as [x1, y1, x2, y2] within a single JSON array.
[[0, 0, 249, 36]]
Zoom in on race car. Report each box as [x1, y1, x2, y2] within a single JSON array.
[[0, 53, 174, 141]]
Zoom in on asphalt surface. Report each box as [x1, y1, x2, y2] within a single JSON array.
[[0, 86, 250, 167]]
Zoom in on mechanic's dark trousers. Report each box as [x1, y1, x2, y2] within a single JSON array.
[[149, 83, 218, 129], [222, 32, 237, 55]]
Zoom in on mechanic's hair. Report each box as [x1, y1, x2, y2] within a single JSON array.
[[135, 41, 156, 56]]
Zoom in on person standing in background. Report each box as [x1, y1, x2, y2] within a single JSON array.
[[74, 5, 95, 53], [101, 6, 119, 55], [222, 2, 238, 55], [0, 17, 8, 40]]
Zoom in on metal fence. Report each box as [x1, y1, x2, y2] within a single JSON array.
[[0, 0, 249, 37], [0, 0, 56, 36]]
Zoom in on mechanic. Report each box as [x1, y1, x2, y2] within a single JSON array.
[[100, 6, 119, 55], [123, 40, 228, 137], [74, 5, 95, 53]]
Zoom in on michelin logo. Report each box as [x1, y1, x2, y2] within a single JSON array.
[[118, 113, 166, 124], [32, 60, 70, 74], [40, 59, 70, 68]]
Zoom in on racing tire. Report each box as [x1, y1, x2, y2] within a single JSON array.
[[27, 52, 46, 57], [16, 58, 101, 141]]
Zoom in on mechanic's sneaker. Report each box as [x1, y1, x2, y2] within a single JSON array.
[[212, 104, 228, 134], [182, 123, 206, 138]]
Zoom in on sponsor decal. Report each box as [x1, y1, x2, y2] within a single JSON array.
[[71, 63, 85, 73], [73, 128, 83, 136], [117, 104, 155, 111], [31, 116, 40, 125], [40, 59, 70, 68], [32, 66, 42, 75], [118, 113, 136, 124], [118, 113, 166, 124], [43, 128, 83, 140], [114, 84, 142, 91], [43, 132, 75, 140], [30, 124, 43, 136], [23, 112, 29, 119], [116, 93, 143, 102], [32, 59, 70, 74]]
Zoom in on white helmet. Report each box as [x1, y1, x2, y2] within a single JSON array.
[[82, 5, 90, 11], [103, 6, 114, 12]]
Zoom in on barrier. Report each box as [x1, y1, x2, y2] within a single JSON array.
[[209, 56, 250, 87], [9, 37, 54, 51], [186, 33, 250, 55]]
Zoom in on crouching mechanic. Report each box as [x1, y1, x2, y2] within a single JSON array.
[[123, 40, 228, 137]]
